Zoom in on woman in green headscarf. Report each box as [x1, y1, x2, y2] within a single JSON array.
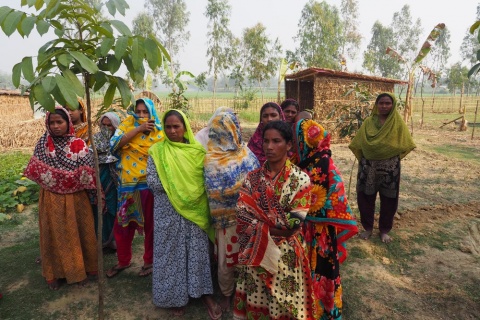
[[147, 110, 221, 319], [349, 92, 415, 243]]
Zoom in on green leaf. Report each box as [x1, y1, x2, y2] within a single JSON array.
[[114, 36, 128, 60], [0, 7, 13, 26], [113, 0, 127, 16], [34, 0, 44, 10], [107, 55, 121, 74], [12, 63, 22, 88], [42, 76, 56, 92], [105, 0, 116, 16], [54, 26, 64, 37], [117, 77, 134, 107], [55, 74, 78, 109], [21, 0, 28, 6], [92, 24, 113, 38], [36, 19, 49, 36], [99, 22, 113, 36], [70, 51, 99, 73], [104, 82, 117, 109], [62, 68, 85, 97], [20, 15, 36, 36], [470, 21, 480, 34], [144, 37, 161, 70], [468, 63, 480, 78], [151, 36, 171, 63], [2, 10, 24, 37], [21, 57, 35, 82], [100, 37, 115, 57], [93, 72, 108, 91], [33, 83, 55, 112], [50, 84, 67, 106], [110, 19, 132, 36], [57, 53, 73, 67], [27, 0, 37, 7], [131, 37, 145, 70], [45, 0, 60, 18]]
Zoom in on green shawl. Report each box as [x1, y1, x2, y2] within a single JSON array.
[[349, 92, 416, 161], [148, 109, 214, 242]]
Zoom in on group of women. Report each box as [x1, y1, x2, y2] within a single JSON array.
[[25, 92, 414, 319]]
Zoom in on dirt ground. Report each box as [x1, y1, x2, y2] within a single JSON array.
[[1, 122, 479, 320]]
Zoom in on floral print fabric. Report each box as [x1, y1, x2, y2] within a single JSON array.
[[24, 106, 97, 194], [293, 119, 358, 319], [234, 160, 315, 319]]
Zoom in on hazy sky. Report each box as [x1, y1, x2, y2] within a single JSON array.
[[0, 0, 479, 78]]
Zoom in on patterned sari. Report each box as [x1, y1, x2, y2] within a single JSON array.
[[293, 119, 358, 320], [24, 106, 98, 283], [110, 98, 163, 229], [234, 160, 315, 320]]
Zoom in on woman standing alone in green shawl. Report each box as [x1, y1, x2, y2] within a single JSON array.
[[349, 93, 416, 243], [147, 110, 221, 319]]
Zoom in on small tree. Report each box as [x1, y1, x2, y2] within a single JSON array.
[[0, 1, 169, 318], [385, 23, 445, 122]]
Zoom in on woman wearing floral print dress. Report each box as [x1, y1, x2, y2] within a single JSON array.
[[234, 120, 314, 320], [292, 119, 358, 319], [24, 106, 98, 290]]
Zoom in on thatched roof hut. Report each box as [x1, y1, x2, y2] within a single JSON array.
[[284, 67, 406, 138]]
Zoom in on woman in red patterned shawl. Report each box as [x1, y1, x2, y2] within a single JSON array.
[[292, 119, 358, 319], [24, 106, 98, 290], [234, 120, 315, 320]]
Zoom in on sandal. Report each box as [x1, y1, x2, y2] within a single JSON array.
[[138, 265, 153, 277], [202, 296, 222, 320], [106, 264, 131, 278]]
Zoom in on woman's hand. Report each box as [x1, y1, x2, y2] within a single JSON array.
[[269, 227, 296, 238], [138, 119, 155, 134]]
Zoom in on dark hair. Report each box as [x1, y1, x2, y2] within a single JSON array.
[[50, 109, 70, 131], [164, 110, 186, 127], [375, 93, 394, 105], [263, 120, 292, 143], [135, 99, 150, 114], [280, 98, 299, 111], [260, 102, 281, 117]]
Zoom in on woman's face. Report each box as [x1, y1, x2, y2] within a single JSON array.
[[377, 96, 394, 117], [283, 105, 297, 123], [164, 115, 186, 142], [101, 117, 115, 134], [68, 108, 82, 125], [49, 113, 69, 137], [261, 107, 281, 125], [135, 103, 150, 118], [263, 128, 291, 164]]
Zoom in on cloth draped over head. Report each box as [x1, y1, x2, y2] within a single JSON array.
[[247, 102, 285, 165], [148, 109, 214, 242], [72, 99, 89, 144], [349, 92, 416, 161], [293, 119, 358, 262], [236, 160, 312, 274], [110, 98, 164, 229], [195, 107, 234, 149], [24, 106, 97, 194], [204, 111, 260, 230], [94, 112, 121, 164]]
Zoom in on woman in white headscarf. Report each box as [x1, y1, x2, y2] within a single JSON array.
[[93, 112, 121, 252]]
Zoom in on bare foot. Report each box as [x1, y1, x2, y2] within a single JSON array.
[[219, 294, 231, 312], [47, 279, 60, 291], [359, 230, 372, 240], [380, 233, 392, 243], [171, 307, 185, 317]]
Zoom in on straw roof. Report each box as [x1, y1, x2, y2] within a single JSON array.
[[285, 67, 407, 84]]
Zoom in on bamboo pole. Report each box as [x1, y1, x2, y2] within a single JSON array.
[[459, 83, 464, 114], [472, 101, 479, 140]]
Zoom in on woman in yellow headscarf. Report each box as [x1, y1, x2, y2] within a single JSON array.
[[106, 98, 163, 278], [349, 92, 416, 243], [67, 100, 89, 144]]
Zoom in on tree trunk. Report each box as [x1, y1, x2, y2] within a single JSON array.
[[404, 70, 415, 122], [212, 73, 217, 109], [459, 82, 464, 114], [84, 74, 105, 320], [431, 86, 437, 112]]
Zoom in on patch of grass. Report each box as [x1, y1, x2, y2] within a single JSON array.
[[347, 245, 370, 259], [430, 144, 480, 164]]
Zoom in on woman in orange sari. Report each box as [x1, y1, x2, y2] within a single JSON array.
[[67, 100, 89, 144]]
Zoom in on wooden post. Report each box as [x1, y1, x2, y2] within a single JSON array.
[[459, 83, 464, 114], [472, 101, 479, 140]]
